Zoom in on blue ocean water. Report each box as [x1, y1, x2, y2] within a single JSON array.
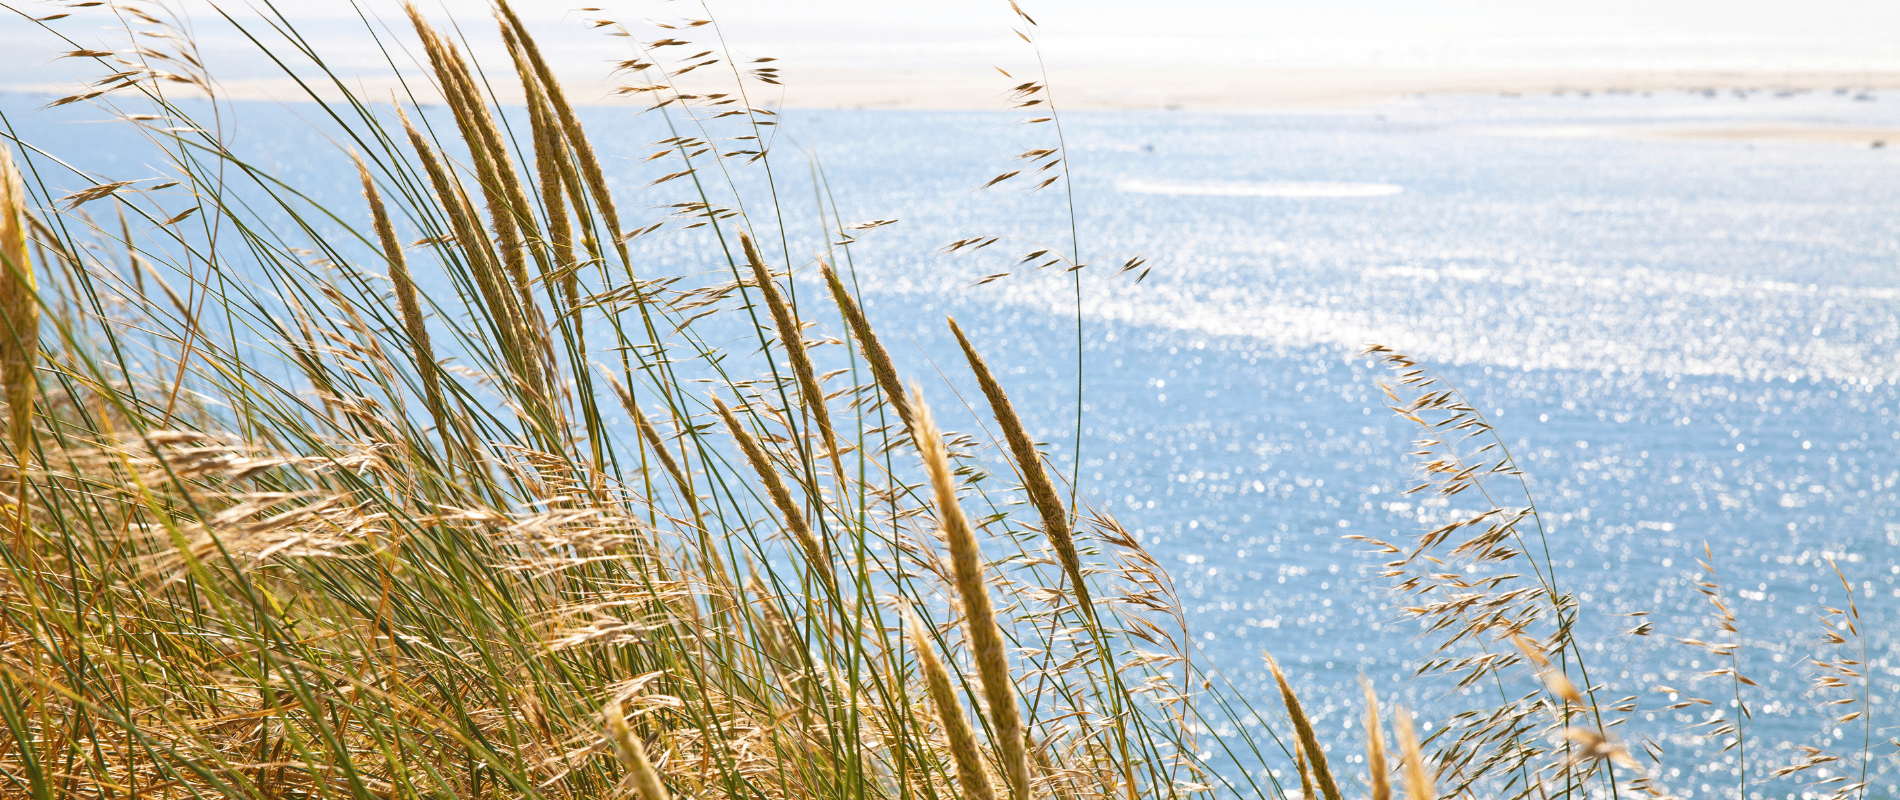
[[813, 93, 1900, 798], [5, 87, 1897, 796]]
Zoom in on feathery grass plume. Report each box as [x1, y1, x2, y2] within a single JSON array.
[[405, 3, 558, 409], [1512, 635, 1585, 707], [1295, 746, 1318, 800], [624, 394, 700, 523], [1683, 544, 1752, 794], [353, 151, 453, 449], [405, 3, 538, 295], [0, 146, 34, 538], [1559, 727, 1641, 771], [620, 388, 735, 602], [947, 316, 1091, 619], [947, 314, 1141, 799], [741, 233, 844, 475], [606, 697, 672, 800], [1264, 650, 1343, 800], [714, 395, 827, 577], [395, 105, 537, 397], [1796, 558, 1874, 800], [501, 20, 579, 308], [1361, 343, 1620, 799], [493, 0, 628, 265], [1393, 706, 1437, 800], [820, 260, 914, 438], [507, 41, 613, 478], [1363, 679, 1393, 800], [910, 387, 1031, 800], [907, 609, 1001, 800]]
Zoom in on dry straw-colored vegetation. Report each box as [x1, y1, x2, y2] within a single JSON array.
[[0, 2, 1888, 800]]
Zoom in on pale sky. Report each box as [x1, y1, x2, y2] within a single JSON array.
[[209, 0, 1900, 70], [7, 0, 1900, 105]]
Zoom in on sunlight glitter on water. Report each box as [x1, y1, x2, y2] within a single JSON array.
[[1116, 178, 1406, 197], [811, 90, 1900, 790], [6, 85, 1895, 793]]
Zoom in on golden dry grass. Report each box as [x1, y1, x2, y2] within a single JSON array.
[[0, 4, 1889, 800]]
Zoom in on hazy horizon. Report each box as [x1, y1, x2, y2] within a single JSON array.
[[6, 0, 1900, 107]]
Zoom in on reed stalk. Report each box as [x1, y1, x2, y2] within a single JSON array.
[[1364, 680, 1393, 800], [714, 395, 827, 579], [908, 611, 1001, 800], [947, 316, 1091, 618], [0, 146, 34, 543], [821, 260, 914, 438], [353, 152, 454, 451], [911, 390, 1032, 800], [1394, 706, 1437, 800], [1265, 651, 1343, 800], [608, 698, 673, 800], [742, 232, 845, 483], [493, 0, 628, 266]]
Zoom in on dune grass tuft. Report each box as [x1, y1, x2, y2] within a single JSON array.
[[0, 4, 1890, 800], [0, 5, 1244, 800]]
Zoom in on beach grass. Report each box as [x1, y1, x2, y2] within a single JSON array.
[[0, 3, 1257, 798], [0, 3, 1889, 800]]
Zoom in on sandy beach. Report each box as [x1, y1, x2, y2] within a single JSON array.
[[760, 67, 1900, 112], [39, 66, 1890, 147], [80, 68, 1900, 109], [14, 66, 1900, 113], [7, 0, 1900, 133], [8, 2, 1900, 147], [1637, 123, 1900, 146]]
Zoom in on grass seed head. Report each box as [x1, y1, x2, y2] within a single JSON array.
[[911, 389, 1031, 800], [0, 145, 37, 536]]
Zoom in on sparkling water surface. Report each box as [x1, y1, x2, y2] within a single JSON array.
[[5, 87, 1897, 796], [792, 92, 1900, 797]]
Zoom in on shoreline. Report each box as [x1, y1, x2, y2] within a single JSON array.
[[10, 68, 1900, 111], [761, 68, 1900, 112]]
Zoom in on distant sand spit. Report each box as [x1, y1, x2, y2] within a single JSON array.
[[1476, 121, 1900, 147], [761, 67, 1900, 111], [1639, 125, 1900, 146], [9, 67, 1900, 112]]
